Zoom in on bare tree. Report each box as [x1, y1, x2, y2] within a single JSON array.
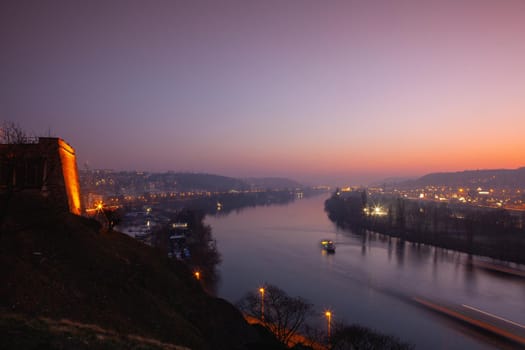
[[0, 121, 29, 144], [238, 284, 313, 346], [102, 207, 122, 231]]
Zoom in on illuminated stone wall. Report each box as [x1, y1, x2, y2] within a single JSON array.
[[57, 139, 82, 215], [0, 137, 82, 215]]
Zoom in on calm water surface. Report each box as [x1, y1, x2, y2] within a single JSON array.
[[206, 194, 525, 349]]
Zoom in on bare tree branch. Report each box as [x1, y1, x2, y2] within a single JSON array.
[[0, 121, 28, 144], [237, 284, 313, 345]]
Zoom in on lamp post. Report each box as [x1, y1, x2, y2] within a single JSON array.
[[194, 271, 200, 280], [259, 287, 265, 321], [325, 311, 332, 342]]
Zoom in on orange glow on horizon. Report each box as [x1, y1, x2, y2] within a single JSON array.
[[204, 135, 524, 182]]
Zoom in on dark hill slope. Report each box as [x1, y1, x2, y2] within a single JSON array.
[[0, 203, 277, 349]]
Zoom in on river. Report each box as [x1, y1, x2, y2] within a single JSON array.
[[205, 194, 525, 349]]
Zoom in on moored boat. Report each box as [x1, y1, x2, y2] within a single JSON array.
[[320, 239, 336, 253]]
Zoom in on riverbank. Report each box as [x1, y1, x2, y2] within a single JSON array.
[[324, 191, 525, 265]]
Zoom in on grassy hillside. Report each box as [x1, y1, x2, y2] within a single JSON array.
[[0, 199, 280, 349]]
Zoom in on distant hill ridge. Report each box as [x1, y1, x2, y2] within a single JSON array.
[[398, 167, 525, 188], [153, 173, 303, 191], [242, 177, 303, 190], [148, 172, 247, 192], [88, 171, 304, 192]]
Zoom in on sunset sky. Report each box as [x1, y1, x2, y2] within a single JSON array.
[[1, 0, 524, 185]]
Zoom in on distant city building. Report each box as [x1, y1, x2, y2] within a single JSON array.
[[0, 137, 82, 215]]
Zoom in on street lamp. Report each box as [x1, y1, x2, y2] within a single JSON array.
[[194, 271, 200, 280], [259, 287, 265, 321], [325, 310, 332, 342]]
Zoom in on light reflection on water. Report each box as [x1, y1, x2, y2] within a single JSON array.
[[206, 194, 525, 349]]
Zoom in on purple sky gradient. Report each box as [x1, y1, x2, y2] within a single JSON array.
[[2, 0, 525, 185]]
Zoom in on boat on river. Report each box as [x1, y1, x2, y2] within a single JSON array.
[[320, 239, 336, 253]]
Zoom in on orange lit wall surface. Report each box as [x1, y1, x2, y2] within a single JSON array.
[[58, 139, 82, 215]]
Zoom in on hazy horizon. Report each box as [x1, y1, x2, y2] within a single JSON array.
[[72, 164, 524, 188], [2, 0, 524, 186], [80, 165, 420, 186]]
